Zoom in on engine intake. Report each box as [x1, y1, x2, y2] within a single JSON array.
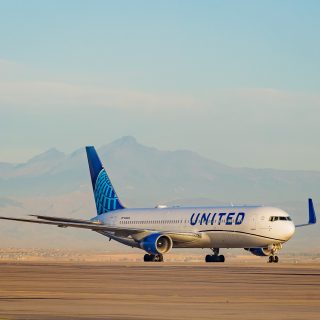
[[140, 234, 173, 255]]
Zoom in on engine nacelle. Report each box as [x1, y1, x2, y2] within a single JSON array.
[[140, 233, 173, 255], [245, 247, 272, 256]]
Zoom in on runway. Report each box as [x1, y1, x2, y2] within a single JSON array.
[[0, 262, 319, 319]]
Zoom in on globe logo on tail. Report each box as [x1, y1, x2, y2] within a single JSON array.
[[94, 169, 123, 214]]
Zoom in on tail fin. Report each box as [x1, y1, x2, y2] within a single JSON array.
[[86, 146, 124, 215]]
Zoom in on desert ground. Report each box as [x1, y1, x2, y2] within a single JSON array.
[[0, 260, 319, 320]]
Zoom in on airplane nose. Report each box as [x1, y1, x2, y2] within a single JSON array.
[[284, 222, 295, 240]]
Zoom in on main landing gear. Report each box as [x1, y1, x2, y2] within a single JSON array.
[[269, 255, 279, 263], [144, 253, 164, 262], [205, 248, 225, 263]]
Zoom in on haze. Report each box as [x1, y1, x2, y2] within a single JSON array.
[[0, 137, 319, 252], [1, 1, 320, 170]]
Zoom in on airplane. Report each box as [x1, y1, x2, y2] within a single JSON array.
[[0, 146, 317, 263]]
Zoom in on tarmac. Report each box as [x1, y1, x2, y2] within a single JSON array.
[[0, 261, 319, 320]]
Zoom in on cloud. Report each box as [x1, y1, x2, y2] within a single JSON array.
[[1, 78, 319, 114], [0, 80, 199, 110], [202, 87, 320, 125], [207, 87, 320, 109], [0, 59, 197, 110], [0, 59, 319, 115]]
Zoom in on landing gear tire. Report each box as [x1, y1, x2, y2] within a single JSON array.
[[205, 254, 225, 263], [143, 254, 163, 262], [144, 254, 151, 262]]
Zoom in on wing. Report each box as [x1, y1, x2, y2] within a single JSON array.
[[0, 215, 201, 244], [0, 215, 142, 232], [295, 198, 317, 228]]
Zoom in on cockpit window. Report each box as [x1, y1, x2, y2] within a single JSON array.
[[269, 216, 292, 222]]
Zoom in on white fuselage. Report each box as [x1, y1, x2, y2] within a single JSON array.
[[94, 205, 295, 249]]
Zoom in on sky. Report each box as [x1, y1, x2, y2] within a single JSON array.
[[0, 0, 320, 170]]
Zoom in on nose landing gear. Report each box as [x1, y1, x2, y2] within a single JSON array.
[[205, 248, 225, 263], [268, 244, 281, 263]]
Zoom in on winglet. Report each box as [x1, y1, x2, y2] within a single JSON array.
[[296, 198, 317, 227], [308, 198, 317, 224]]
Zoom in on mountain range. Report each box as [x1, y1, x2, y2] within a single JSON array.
[[0, 136, 319, 253], [2, 135, 320, 204]]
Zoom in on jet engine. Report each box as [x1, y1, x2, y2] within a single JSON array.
[[245, 247, 272, 256], [140, 233, 173, 255]]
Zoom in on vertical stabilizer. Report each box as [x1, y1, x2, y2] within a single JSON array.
[[86, 146, 124, 215]]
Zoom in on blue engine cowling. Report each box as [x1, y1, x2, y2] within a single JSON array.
[[245, 248, 272, 256], [140, 233, 173, 255]]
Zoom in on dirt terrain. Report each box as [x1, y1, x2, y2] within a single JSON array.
[[0, 262, 319, 320]]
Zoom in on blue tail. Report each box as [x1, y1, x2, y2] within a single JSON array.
[[86, 146, 124, 215]]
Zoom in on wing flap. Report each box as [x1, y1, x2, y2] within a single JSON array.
[[29, 214, 97, 224]]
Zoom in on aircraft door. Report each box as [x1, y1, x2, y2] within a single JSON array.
[[250, 215, 257, 231]]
